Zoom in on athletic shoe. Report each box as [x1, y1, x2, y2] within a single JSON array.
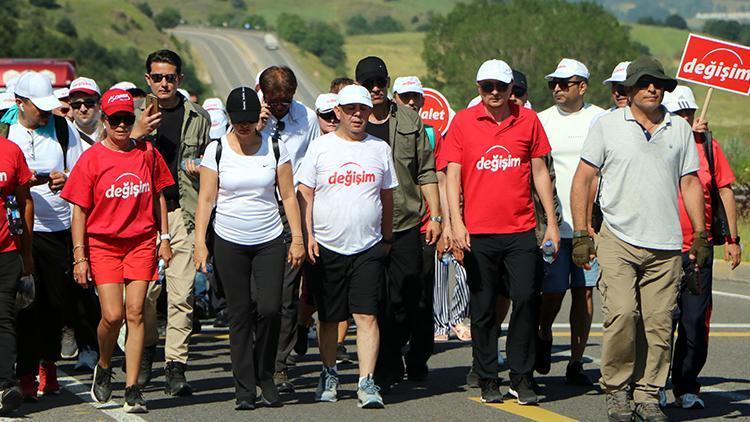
[[315, 368, 338, 402], [91, 364, 113, 403], [19, 374, 38, 402], [307, 324, 318, 341], [138, 344, 156, 387], [294, 324, 309, 356], [235, 400, 255, 410], [75, 347, 98, 372], [336, 343, 352, 364], [634, 402, 668, 421], [565, 361, 593, 386], [479, 378, 503, 403], [123, 385, 147, 413], [606, 390, 633, 422], [357, 375, 384, 409], [0, 387, 22, 416], [534, 335, 552, 375], [164, 361, 193, 396], [676, 393, 705, 409], [273, 370, 295, 393], [60, 327, 78, 359], [37, 362, 60, 396], [259, 378, 282, 407], [509, 375, 538, 405], [466, 367, 479, 388], [658, 389, 669, 408]]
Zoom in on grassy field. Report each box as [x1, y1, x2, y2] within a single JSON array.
[[345, 33, 427, 80]]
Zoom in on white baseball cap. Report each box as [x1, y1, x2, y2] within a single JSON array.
[[476, 59, 513, 83], [662, 85, 699, 113], [315, 93, 338, 113], [337, 85, 372, 108], [54, 88, 69, 100], [4, 76, 19, 95], [178, 88, 191, 100], [0, 92, 15, 111], [602, 61, 631, 85], [202, 97, 224, 112], [208, 109, 229, 139], [545, 58, 590, 80], [13, 71, 61, 111], [112, 81, 137, 91], [69, 77, 101, 96], [393, 76, 424, 95]]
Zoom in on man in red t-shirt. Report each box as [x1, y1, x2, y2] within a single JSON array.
[[0, 137, 33, 416], [662, 86, 740, 410], [442, 59, 560, 405]]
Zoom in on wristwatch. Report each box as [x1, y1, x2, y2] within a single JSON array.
[[573, 230, 590, 238], [160, 234, 172, 241], [725, 235, 741, 245], [430, 215, 443, 223]]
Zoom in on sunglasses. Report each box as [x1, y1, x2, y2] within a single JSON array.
[[511, 85, 527, 98], [149, 73, 179, 83], [547, 78, 584, 90], [70, 99, 98, 110], [361, 77, 388, 91], [267, 100, 292, 108], [317, 111, 338, 122], [635, 77, 666, 90], [612, 83, 626, 96], [106, 114, 136, 127], [479, 80, 511, 93]]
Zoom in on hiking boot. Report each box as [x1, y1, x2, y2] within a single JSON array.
[[259, 379, 282, 407], [38, 362, 60, 396], [123, 384, 148, 413], [676, 393, 705, 409], [60, 327, 78, 359], [535, 335, 552, 375], [634, 402, 669, 422], [466, 367, 479, 388], [509, 375, 538, 405], [315, 367, 339, 402], [19, 374, 38, 402], [138, 344, 156, 388], [75, 347, 98, 372], [294, 324, 309, 356], [164, 361, 193, 396], [606, 390, 633, 422], [479, 378, 503, 403], [336, 343, 352, 364], [274, 370, 295, 393], [357, 375, 384, 409], [0, 386, 22, 416], [565, 360, 593, 386], [91, 364, 113, 403]]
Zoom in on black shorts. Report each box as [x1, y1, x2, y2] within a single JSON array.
[[308, 242, 386, 323]]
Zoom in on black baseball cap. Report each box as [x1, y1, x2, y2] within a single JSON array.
[[512, 69, 527, 89], [226, 86, 261, 123], [355, 56, 388, 83]]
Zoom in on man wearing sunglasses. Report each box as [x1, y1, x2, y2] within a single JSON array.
[[69, 77, 103, 151], [354, 57, 441, 391], [139, 49, 212, 397], [536, 59, 604, 387], [603, 61, 631, 110], [570, 56, 709, 422]]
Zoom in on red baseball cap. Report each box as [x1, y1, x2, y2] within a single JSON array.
[[101, 89, 134, 116]]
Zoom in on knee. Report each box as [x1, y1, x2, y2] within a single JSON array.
[[125, 303, 144, 325], [353, 313, 377, 328], [101, 308, 124, 329]]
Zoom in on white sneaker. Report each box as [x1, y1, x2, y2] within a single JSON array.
[[677, 393, 705, 409], [75, 347, 98, 372], [60, 327, 78, 359], [315, 368, 338, 402], [658, 388, 669, 407]]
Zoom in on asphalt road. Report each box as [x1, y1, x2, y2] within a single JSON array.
[[169, 26, 320, 108], [4, 275, 749, 422]]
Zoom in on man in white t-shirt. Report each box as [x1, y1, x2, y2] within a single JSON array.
[[297, 85, 398, 409], [536, 59, 604, 386], [2, 71, 83, 400]]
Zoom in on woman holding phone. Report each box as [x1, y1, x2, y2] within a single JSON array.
[[61, 89, 174, 413]]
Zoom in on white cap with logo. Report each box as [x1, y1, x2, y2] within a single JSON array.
[[337, 85, 372, 108], [662, 85, 699, 113], [54, 88, 70, 100], [202, 98, 229, 139], [476, 59, 513, 83], [69, 77, 101, 96], [602, 61, 631, 85], [315, 93, 338, 113], [393, 76, 424, 95], [112, 81, 137, 91], [14, 71, 61, 111], [545, 58, 590, 80]]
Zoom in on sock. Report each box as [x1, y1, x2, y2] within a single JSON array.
[[358, 374, 372, 386], [323, 364, 338, 374]]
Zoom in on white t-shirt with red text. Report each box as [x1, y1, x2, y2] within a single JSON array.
[[297, 132, 398, 255]]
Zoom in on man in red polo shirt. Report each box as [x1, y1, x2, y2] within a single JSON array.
[[442, 59, 559, 405]]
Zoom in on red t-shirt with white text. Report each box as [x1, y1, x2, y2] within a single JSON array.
[[61, 141, 174, 239], [440, 103, 551, 234], [0, 137, 33, 253]]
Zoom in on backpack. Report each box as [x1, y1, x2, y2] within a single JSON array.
[[0, 113, 71, 170], [425, 125, 436, 150]]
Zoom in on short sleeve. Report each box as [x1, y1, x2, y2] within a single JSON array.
[[580, 119, 606, 168], [440, 117, 464, 165], [14, 145, 32, 185], [153, 149, 175, 193], [65, 123, 84, 171], [680, 130, 700, 176], [712, 139, 736, 188], [432, 131, 446, 172], [60, 155, 95, 209], [275, 138, 291, 167], [200, 140, 219, 172], [382, 144, 399, 189], [529, 114, 552, 158], [296, 141, 318, 188]]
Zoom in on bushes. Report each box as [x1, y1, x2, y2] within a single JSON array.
[[637, 14, 688, 30], [346, 14, 404, 35], [154, 7, 181, 30], [277, 14, 347, 72], [56, 16, 77, 38]]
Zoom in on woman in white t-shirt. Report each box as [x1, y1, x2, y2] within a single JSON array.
[[193, 87, 305, 410]]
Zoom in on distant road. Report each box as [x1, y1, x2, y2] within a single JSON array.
[[170, 26, 320, 107]]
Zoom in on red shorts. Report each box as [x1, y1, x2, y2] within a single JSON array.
[[87, 233, 158, 285]]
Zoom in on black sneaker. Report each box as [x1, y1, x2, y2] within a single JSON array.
[[164, 361, 193, 396], [606, 390, 633, 422], [634, 402, 669, 422], [235, 400, 255, 410], [479, 378, 503, 403], [466, 367, 480, 388], [123, 384, 148, 413], [259, 379, 282, 407], [214, 310, 230, 328], [0, 386, 23, 416], [137, 344, 156, 388], [91, 364, 113, 403], [273, 370, 295, 393], [535, 335, 552, 375], [336, 343, 352, 364], [509, 375, 538, 405], [566, 361, 593, 386], [294, 324, 309, 356]]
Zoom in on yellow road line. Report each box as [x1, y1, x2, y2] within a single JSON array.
[[469, 397, 577, 421]]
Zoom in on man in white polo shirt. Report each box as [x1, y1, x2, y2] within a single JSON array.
[[536, 59, 604, 386], [570, 56, 710, 422], [297, 84, 397, 409]]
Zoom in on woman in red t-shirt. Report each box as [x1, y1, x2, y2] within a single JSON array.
[[0, 137, 34, 415], [61, 89, 174, 414]]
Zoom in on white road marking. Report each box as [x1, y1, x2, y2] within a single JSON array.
[[57, 367, 147, 422], [713, 290, 750, 301]]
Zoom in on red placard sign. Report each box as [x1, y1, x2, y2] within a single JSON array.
[[421, 88, 454, 135], [676, 33, 750, 95]]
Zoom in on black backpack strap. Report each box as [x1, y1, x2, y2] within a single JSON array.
[[53, 115, 69, 171]]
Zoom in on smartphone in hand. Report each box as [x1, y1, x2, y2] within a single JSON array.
[[146, 93, 159, 116]]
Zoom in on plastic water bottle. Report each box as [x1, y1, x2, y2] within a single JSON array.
[[440, 251, 452, 266], [5, 195, 23, 235], [156, 259, 166, 285], [542, 240, 556, 264], [180, 158, 202, 171]]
